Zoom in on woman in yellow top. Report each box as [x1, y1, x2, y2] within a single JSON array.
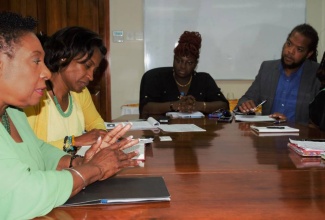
[[24, 27, 107, 152]]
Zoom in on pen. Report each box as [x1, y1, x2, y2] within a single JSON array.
[[248, 100, 267, 113], [254, 100, 267, 111], [266, 126, 285, 129]]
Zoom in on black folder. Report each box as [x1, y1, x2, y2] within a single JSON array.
[[62, 176, 170, 207]]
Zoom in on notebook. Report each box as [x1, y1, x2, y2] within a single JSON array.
[[289, 149, 325, 168], [250, 125, 299, 133], [288, 139, 325, 157], [62, 176, 170, 207]]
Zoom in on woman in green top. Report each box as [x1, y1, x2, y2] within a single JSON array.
[[0, 12, 139, 219]]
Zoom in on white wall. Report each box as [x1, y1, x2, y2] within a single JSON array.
[[110, 0, 325, 119]]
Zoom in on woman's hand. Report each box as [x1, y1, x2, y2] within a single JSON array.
[[63, 123, 140, 196], [82, 123, 136, 157], [83, 131, 139, 180], [74, 129, 107, 146], [179, 95, 196, 112]]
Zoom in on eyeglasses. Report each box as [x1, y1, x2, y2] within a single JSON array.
[[208, 109, 232, 118]]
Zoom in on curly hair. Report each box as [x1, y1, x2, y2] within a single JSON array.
[[0, 11, 37, 57], [174, 31, 202, 60], [288, 23, 319, 62], [41, 26, 107, 73]]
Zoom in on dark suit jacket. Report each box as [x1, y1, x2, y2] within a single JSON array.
[[309, 88, 325, 131], [237, 59, 320, 125]]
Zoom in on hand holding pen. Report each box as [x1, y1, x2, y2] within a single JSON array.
[[238, 99, 267, 114]]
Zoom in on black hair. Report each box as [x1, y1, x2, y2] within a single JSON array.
[[42, 26, 107, 73], [288, 23, 319, 62], [0, 11, 37, 57]]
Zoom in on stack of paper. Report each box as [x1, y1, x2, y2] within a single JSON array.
[[289, 149, 325, 168], [321, 153, 325, 160], [288, 139, 325, 156]]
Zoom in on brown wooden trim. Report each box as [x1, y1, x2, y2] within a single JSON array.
[[0, 0, 112, 121], [102, 0, 111, 121]]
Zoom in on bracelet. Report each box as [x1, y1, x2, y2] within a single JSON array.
[[66, 167, 86, 189], [63, 136, 77, 155], [69, 155, 84, 168], [71, 135, 75, 146]]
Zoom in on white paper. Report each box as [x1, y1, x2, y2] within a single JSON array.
[[235, 115, 276, 122], [159, 124, 206, 132], [166, 111, 204, 119], [289, 139, 325, 151], [159, 136, 172, 141]]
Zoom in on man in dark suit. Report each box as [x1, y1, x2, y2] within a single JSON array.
[[236, 24, 320, 125]]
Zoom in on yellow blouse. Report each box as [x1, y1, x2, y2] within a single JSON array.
[[24, 88, 106, 149]]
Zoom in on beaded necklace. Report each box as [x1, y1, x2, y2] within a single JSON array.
[[48, 82, 73, 118], [52, 94, 73, 118], [1, 110, 11, 134], [173, 72, 192, 87]]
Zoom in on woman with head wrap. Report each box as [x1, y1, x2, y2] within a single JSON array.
[[140, 31, 228, 116]]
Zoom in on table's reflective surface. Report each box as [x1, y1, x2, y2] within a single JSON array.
[[36, 116, 325, 219]]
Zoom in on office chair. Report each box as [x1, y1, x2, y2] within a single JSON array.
[[139, 67, 173, 115]]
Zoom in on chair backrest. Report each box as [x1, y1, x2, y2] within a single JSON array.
[[139, 67, 173, 115]]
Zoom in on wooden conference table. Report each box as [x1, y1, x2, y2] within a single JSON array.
[[38, 115, 325, 219]]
